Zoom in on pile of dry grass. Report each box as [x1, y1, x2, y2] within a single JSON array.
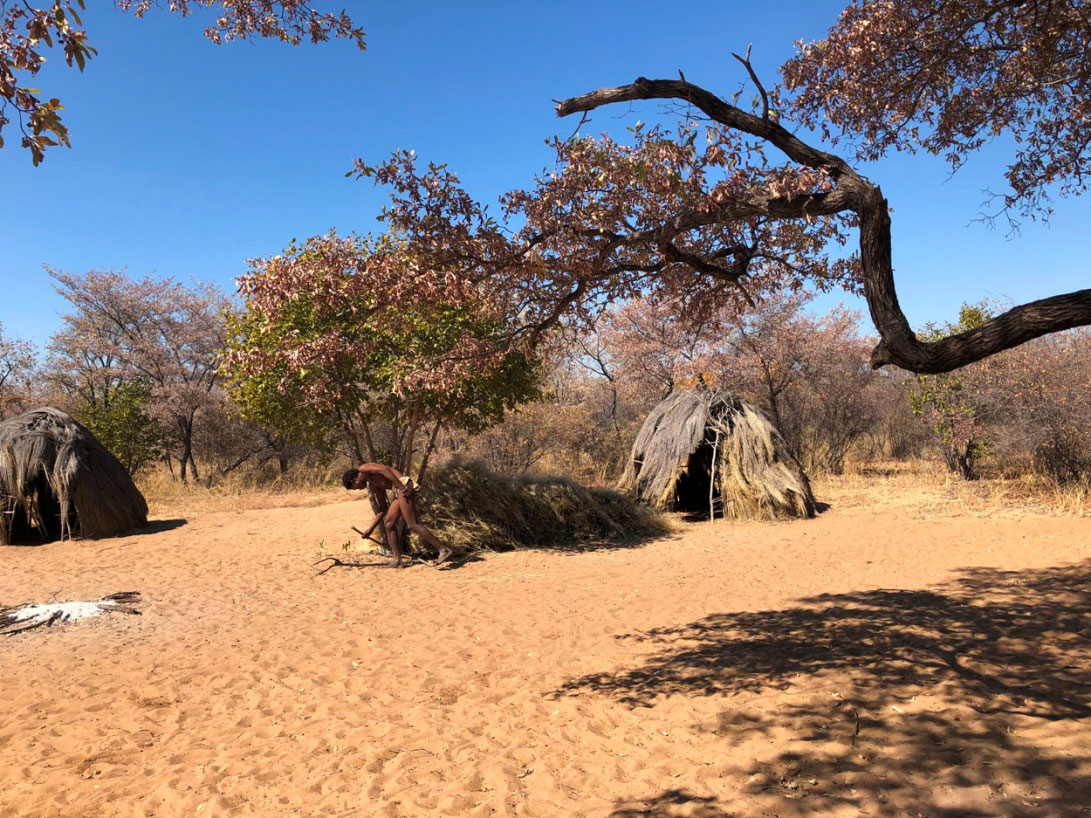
[[418, 459, 669, 553], [620, 389, 816, 520]]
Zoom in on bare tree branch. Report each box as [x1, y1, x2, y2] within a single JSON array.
[[732, 44, 770, 121]]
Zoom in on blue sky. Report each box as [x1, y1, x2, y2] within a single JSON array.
[[2, 1, 1088, 350]]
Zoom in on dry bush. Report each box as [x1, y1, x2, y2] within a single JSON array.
[[136, 460, 344, 517], [983, 330, 1091, 485], [458, 401, 597, 475]]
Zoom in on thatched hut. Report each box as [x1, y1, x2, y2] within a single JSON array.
[[0, 408, 148, 544], [619, 389, 816, 520]]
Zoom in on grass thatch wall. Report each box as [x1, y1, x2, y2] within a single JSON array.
[[0, 407, 149, 544], [619, 389, 816, 520], [418, 459, 669, 553]]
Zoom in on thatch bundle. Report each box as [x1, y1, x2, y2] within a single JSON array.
[[417, 459, 669, 553], [619, 389, 816, 520], [0, 408, 148, 544]]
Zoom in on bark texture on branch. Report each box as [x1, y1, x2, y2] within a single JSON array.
[[556, 77, 1091, 374]]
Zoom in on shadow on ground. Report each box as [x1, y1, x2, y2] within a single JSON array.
[[607, 789, 731, 818], [137, 518, 187, 535], [560, 559, 1091, 817]]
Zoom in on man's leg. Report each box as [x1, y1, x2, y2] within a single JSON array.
[[383, 504, 408, 567], [366, 487, 392, 555], [401, 499, 452, 565]]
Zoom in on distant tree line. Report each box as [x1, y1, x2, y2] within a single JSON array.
[[2, 272, 1089, 489]]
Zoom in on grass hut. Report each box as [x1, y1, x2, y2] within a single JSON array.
[[620, 389, 816, 520], [0, 407, 148, 544]]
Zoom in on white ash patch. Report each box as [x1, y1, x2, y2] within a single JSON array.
[[1, 592, 141, 635], [9, 600, 121, 622]]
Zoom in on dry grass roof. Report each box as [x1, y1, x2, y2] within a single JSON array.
[[0, 407, 148, 544], [619, 389, 816, 520]]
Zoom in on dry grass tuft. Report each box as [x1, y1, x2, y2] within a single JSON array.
[[817, 459, 1091, 518], [136, 462, 343, 518]]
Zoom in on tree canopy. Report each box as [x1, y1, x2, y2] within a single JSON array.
[[783, 0, 1091, 220], [48, 268, 228, 482], [224, 231, 541, 478], [345, 1, 1091, 377]]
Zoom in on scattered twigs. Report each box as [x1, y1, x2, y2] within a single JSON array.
[[0, 610, 62, 636], [312, 556, 405, 575], [831, 692, 862, 747], [312, 556, 354, 575], [101, 591, 142, 615]]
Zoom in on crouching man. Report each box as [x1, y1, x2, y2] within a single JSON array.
[[342, 463, 454, 569]]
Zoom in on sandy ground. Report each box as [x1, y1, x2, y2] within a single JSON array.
[[1, 489, 1090, 817]]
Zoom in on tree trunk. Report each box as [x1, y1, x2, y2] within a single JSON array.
[[941, 441, 978, 481], [415, 419, 445, 486]]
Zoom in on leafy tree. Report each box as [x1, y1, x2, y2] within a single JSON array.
[[1, 1, 364, 163], [0, 322, 36, 416], [783, 0, 1091, 221], [224, 231, 542, 481], [909, 301, 1091, 483], [48, 267, 229, 482], [71, 380, 168, 473], [908, 303, 996, 480]]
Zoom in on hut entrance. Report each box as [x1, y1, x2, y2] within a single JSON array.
[[673, 442, 719, 513], [2, 469, 78, 544]]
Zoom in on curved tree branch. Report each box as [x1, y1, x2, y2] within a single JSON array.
[[556, 77, 1091, 374]]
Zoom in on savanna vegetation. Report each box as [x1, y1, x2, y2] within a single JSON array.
[[4, 6, 1091, 817], [2, 0, 1089, 513]]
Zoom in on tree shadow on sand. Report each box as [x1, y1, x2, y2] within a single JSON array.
[[533, 531, 682, 556], [559, 559, 1091, 817], [608, 790, 731, 818]]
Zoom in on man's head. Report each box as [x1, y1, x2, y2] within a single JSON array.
[[342, 468, 362, 490]]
